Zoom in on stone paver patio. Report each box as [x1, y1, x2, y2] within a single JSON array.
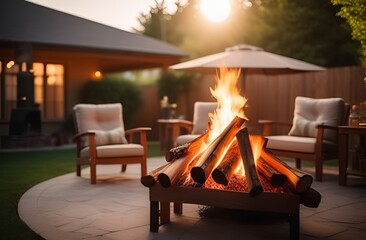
[[18, 156, 366, 240]]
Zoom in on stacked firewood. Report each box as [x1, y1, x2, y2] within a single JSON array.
[[141, 116, 321, 208]]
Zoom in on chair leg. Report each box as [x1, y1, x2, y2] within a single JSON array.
[[121, 164, 127, 172], [90, 163, 97, 184], [315, 158, 323, 182], [296, 159, 301, 169], [141, 158, 147, 176], [76, 164, 81, 176]]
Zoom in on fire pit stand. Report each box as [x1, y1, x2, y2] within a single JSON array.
[[149, 184, 300, 240]]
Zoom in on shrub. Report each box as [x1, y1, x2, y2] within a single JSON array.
[[157, 71, 198, 103], [80, 78, 142, 128]]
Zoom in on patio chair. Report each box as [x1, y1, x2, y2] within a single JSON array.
[[73, 103, 151, 184], [259, 96, 349, 181], [175, 101, 218, 146]]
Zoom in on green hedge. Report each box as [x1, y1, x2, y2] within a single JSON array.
[[80, 78, 142, 128]]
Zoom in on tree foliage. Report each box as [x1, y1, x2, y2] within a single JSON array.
[[250, 0, 360, 67], [135, 0, 361, 68], [331, 0, 366, 67]]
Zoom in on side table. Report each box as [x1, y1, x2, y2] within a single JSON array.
[[157, 119, 192, 151], [338, 126, 366, 185]]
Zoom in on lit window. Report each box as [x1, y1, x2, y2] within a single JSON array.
[[45, 64, 64, 119], [0, 61, 65, 120]]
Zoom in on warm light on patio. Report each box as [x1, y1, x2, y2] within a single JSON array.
[[94, 70, 102, 79], [6, 60, 15, 69], [199, 0, 232, 23]]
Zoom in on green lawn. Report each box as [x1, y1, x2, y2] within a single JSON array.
[[0, 142, 162, 239]]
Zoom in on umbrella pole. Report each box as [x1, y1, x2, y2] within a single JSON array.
[[240, 70, 248, 94]]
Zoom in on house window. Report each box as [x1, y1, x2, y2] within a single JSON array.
[[1, 61, 18, 119], [0, 61, 65, 120], [33, 63, 65, 120]]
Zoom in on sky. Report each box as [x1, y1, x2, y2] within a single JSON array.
[[27, 0, 188, 32]]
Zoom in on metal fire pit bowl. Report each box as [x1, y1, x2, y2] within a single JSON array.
[[149, 184, 300, 240]]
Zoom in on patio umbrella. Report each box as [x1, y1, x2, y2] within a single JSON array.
[[170, 44, 325, 75]]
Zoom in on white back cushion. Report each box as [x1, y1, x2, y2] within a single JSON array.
[[191, 102, 218, 134], [73, 103, 128, 147], [288, 96, 345, 142]]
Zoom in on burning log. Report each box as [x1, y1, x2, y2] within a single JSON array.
[[158, 157, 188, 188], [158, 149, 205, 188], [283, 185, 321, 208], [256, 157, 286, 187], [141, 163, 170, 187], [236, 128, 263, 197], [190, 116, 245, 184], [212, 139, 241, 186], [300, 188, 322, 208], [165, 143, 190, 162], [261, 149, 313, 193], [165, 132, 208, 162]]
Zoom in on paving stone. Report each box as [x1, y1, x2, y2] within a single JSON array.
[[18, 156, 366, 240]]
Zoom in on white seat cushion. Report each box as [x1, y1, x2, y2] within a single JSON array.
[[80, 144, 143, 158], [175, 134, 201, 146], [265, 135, 337, 153]]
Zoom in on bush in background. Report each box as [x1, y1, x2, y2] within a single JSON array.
[[158, 71, 198, 103], [80, 77, 142, 128]]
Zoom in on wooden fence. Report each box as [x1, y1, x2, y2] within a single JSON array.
[[136, 66, 366, 140]]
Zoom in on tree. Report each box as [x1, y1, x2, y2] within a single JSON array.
[[331, 0, 366, 83], [332, 0, 366, 65], [134, 0, 170, 40], [135, 0, 361, 68], [245, 0, 361, 67]]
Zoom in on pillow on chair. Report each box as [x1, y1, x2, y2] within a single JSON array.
[[82, 127, 128, 148], [288, 96, 345, 142]]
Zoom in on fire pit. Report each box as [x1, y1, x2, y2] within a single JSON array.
[[141, 68, 320, 240], [149, 183, 300, 239], [145, 145, 319, 240]]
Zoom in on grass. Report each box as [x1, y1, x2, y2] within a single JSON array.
[[0, 142, 162, 239]]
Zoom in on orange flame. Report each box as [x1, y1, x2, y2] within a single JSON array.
[[208, 67, 247, 144], [249, 135, 266, 164]]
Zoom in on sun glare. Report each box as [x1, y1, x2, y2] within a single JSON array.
[[199, 0, 232, 23]]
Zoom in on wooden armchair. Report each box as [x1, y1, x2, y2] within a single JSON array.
[[174, 102, 218, 146], [259, 96, 349, 181], [73, 103, 151, 184]]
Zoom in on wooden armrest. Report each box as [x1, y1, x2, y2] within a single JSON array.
[[73, 131, 96, 141], [73, 131, 97, 157], [315, 124, 339, 141], [125, 127, 152, 146], [258, 120, 292, 136], [315, 124, 340, 153], [175, 120, 193, 132], [125, 127, 152, 136], [316, 124, 338, 131]]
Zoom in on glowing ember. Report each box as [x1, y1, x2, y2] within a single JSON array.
[[177, 172, 284, 193]]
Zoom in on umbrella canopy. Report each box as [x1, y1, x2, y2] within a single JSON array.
[[170, 44, 325, 74]]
